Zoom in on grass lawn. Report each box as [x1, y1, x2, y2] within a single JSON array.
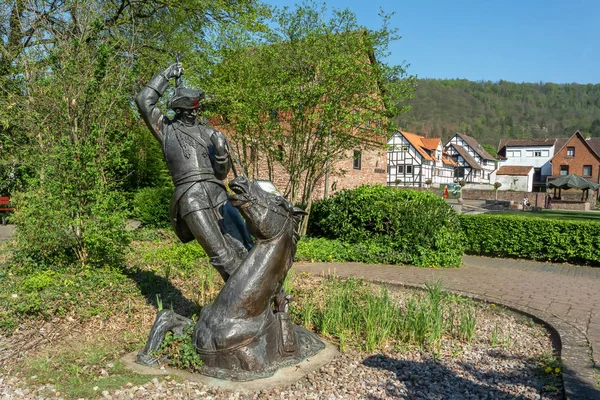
[[501, 209, 600, 222]]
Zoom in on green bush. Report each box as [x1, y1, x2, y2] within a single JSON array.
[[308, 185, 463, 267], [11, 189, 131, 269], [132, 186, 173, 228], [459, 214, 600, 266]]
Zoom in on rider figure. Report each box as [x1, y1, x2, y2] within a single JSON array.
[[135, 63, 252, 281]]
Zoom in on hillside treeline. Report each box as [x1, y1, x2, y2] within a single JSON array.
[[395, 79, 600, 146]]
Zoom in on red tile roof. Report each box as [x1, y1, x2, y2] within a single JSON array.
[[398, 131, 436, 161], [496, 166, 533, 176], [421, 138, 441, 151]]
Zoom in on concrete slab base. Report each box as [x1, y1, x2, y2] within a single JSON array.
[[121, 341, 339, 392]]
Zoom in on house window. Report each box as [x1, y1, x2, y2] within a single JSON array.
[[406, 165, 413, 174], [398, 165, 404, 174], [534, 151, 542, 157], [560, 165, 569, 176], [455, 167, 465, 178], [583, 165, 592, 177], [567, 147, 575, 157], [353, 150, 361, 170], [507, 150, 521, 157], [396, 145, 409, 152]]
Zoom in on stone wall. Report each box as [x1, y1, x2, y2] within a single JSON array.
[[393, 186, 596, 209], [551, 201, 591, 211]]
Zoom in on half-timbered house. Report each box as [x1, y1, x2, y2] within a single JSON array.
[[444, 133, 496, 184], [387, 131, 456, 187]]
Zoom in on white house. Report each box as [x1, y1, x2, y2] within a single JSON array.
[[493, 166, 534, 192], [444, 133, 497, 184], [496, 138, 566, 191], [387, 131, 456, 187]]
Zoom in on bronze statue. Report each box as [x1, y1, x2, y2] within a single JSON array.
[[193, 177, 324, 380], [135, 63, 252, 282], [134, 64, 324, 380]]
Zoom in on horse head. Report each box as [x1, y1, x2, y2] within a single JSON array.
[[229, 177, 306, 242]]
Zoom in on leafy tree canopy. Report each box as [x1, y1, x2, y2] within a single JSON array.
[[206, 1, 415, 216]]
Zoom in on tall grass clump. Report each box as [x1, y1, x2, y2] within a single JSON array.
[[291, 276, 477, 352], [308, 185, 464, 267]]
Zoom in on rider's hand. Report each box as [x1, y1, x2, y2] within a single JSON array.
[[211, 131, 228, 158], [163, 62, 183, 80]]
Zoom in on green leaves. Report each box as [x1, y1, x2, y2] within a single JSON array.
[[207, 1, 415, 205], [308, 185, 464, 267], [459, 214, 600, 265]]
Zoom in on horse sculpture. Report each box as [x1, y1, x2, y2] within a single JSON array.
[[192, 176, 324, 380], [136, 177, 324, 380]]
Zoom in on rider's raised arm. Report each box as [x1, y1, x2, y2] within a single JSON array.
[[135, 63, 182, 144]]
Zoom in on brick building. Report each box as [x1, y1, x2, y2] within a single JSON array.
[[213, 118, 387, 204], [550, 131, 600, 184]]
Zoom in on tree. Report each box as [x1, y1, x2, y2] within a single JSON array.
[[493, 182, 502, 199], [1, 0, 268, 267], [208, 1, 415, 231], [482, 144, 498, 158]]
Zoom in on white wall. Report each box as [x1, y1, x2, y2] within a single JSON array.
[[500, 145, 554, 176], [495, 170, 534, 192]]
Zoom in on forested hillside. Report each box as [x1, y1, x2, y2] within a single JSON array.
[[395, 79, 600, 147]]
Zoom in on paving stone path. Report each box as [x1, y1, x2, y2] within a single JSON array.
[[293, 256, 600, 399]]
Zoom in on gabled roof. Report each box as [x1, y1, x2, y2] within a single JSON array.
[[496, 166, 533, 176], [442, 153, 457, 166], [585, 137, 600, 156], [548, 174, 600, 190], [552, 131, 600, 162], [449, 144, 482, 170], [396, 130, 436, 161], [456, 132, 495, 161], [498, 138, 558, 152], [554, 138, 569, 151], [421, 138, 441, 151]]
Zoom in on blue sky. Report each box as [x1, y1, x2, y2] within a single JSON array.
[[262, 0, 600, 84]]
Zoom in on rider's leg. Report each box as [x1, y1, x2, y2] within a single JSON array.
[[183, 210, 242, 281]]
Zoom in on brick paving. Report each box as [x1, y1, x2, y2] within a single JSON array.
[[293, 255, 600, 399]]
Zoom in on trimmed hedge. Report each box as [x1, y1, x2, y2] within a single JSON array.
[[308, 185, 463, 267], [459, 214, 600, 266]]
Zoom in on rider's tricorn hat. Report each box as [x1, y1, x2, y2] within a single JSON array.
[[167, 87, 205, 110]]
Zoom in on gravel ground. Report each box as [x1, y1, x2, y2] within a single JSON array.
[[0, 276, 562, 400], [0, 309, 562, 400]]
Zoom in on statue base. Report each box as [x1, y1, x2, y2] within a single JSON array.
[[121, 339, 337, 392], [198, 325, 325, 381]]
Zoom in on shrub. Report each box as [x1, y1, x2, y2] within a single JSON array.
[[11, 189, 130, 269], [156, 324, 204, 371], [132, 186, 173, 228], [308, 185, 463, 267], [459, 214, 600, 266]]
